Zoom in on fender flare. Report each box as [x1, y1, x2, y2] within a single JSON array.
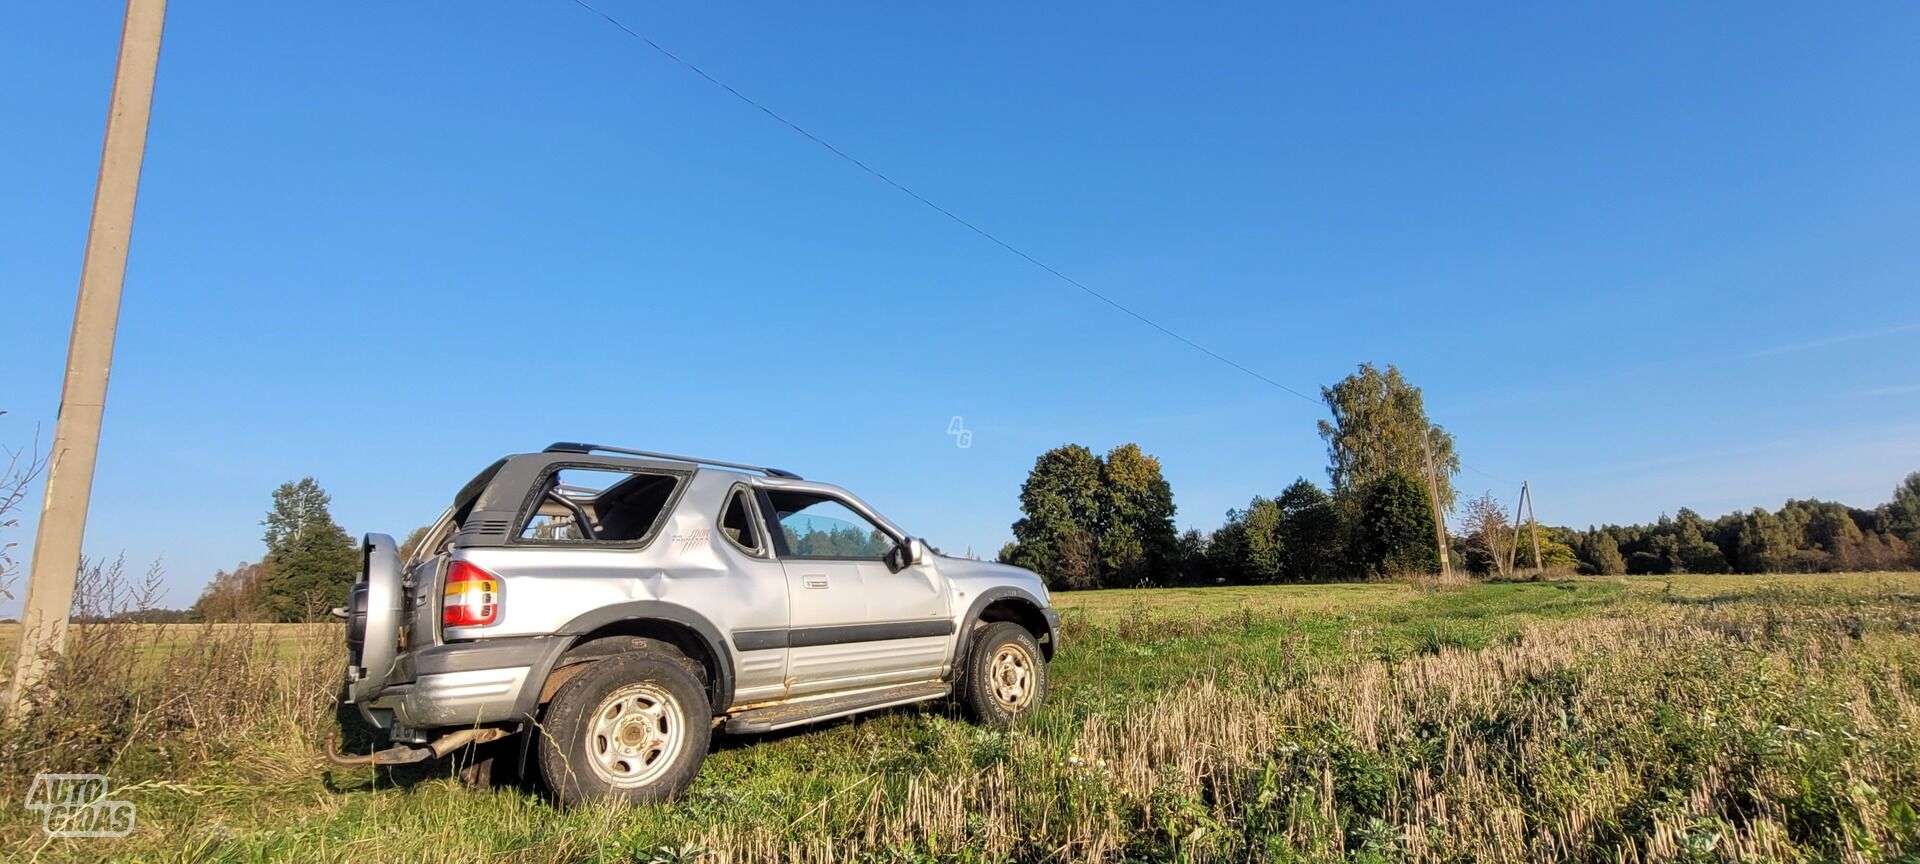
[[531, 601, 737, 713], [952, 586, 1057, 669]]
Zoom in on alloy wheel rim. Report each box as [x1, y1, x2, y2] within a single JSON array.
[[586, 682, 682, 787]]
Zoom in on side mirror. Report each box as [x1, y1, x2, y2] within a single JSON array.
[[887, 537, 928, 572]]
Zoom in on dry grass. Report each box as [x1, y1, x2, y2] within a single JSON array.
[[680, 600, 1920, 862], [1, 573, 1917, 862], [1053, 582, 1416, 625], [0, 622, 335, 669]]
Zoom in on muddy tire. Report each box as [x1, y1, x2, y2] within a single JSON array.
[[536, 649, 710, 806], [959, 621, 1048, 725]]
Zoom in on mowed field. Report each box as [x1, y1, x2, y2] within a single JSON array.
[[3, 574, 1919, 863], [0, 622, 334, 669]]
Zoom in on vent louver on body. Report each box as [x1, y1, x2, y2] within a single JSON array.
[[461, 519, 511, 539]]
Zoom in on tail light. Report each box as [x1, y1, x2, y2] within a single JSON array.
[[443, 561, 500, 627]]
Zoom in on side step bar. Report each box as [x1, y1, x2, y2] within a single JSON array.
[[724, 682, 950, 734]]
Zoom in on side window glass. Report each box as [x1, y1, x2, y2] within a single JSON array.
[[718, 488, 763, 555], [766, 492, 893, 560]]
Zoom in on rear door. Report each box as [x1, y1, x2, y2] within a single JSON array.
[[712, 483, 791, 705], [759, 489, 951, 696]]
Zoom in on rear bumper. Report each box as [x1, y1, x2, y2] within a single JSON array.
[[361, 635, 566, 732], [366, 666, 531, 728]]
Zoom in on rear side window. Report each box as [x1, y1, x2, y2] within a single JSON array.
[[519, 467, 681, 544], [718, 487, 764, 555]]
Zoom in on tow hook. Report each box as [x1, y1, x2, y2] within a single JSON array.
[[325, 727, 508, 767]]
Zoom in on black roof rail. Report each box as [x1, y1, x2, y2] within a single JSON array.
[[544, 442, 803, 480]]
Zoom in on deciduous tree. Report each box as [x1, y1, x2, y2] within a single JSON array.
[[1525, 528, 1581, 571], [1, 411, 47, 601], [1318, 364, 1460, 512], [1275, 478, 1342, 582], [1881, 472, 1920, 552], [1458, 492, 1514, 576], [1008, 443, 1182, 589], [263, 477, 334, 553], [1732, 508, 1793, 574], [1099, 444, 1178, 587], [1579, 529, 1627, 575], [399, 525, 433, 561], [256, 478, 359, 622], [1173, 528, 1214, 585], [1351, 471, 1439, 577], [1007, 445, 1106, 590], [1217, 497, 1286, 583], [188, 561, 265, 622]]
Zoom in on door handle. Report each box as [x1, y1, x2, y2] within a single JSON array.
[[802, 574, 829, 589]]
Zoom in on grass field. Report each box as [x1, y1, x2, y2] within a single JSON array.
[[3, 573, 1919, 862]]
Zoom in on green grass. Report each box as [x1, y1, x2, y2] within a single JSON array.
[[5, 574, 1920, 862]]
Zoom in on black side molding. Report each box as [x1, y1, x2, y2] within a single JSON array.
[[732, 618, 955, 651]]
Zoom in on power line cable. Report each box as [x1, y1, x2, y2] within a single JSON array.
[[565, 0, 1521, 489], [1461, 463, 1515, 485], [564, 0, 1323, 406]]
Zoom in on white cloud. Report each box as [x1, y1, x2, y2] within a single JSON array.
[[1852, 384, 1920, 398], [1746, 323, 1920, 358]]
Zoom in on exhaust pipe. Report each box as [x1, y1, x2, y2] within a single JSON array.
[[325, 727, 508, 767]]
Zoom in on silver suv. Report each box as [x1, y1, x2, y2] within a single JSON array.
[[332, 443, 1059, 804]]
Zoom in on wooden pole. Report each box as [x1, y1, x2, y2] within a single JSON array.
[[8, 0, 167, 714]]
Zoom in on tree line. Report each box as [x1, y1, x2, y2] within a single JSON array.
[[999, 364, 1457, 588], [184, 362, 1920, 616], [999, 363, 1920, 590], [191, 477, 360, 622], [1559, 484, 1920, 576]]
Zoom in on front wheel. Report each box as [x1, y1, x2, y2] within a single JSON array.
[[537, 650, 710, 805], [959, 622, 1048, 725]]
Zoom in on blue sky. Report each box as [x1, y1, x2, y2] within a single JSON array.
[[4, 2, 1918, 611]]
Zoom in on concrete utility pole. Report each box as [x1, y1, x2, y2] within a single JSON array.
[[1524, 482, 1543, 572], [1421, 427, 1453, 580], [1505, 482, 1543, 574], [8, 0, 166, 714], [1506, 491, 1523, 575]]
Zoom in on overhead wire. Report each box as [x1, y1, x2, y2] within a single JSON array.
[[563, 0, 1518, 487], [564, 0, 1322, 406]]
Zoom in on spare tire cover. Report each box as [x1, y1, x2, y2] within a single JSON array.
[[345, 533, 404, 703]]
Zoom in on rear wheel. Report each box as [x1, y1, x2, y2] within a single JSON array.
[[959, 621, 1048, 725], [537, 650, 710, 805]]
